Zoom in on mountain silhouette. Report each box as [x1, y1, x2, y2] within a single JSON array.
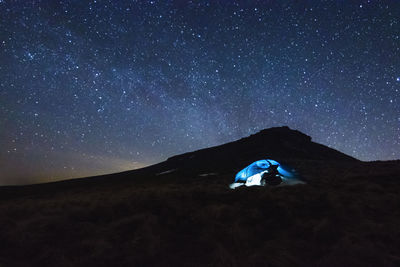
[[140, 126, 358, 181], [1, 127, 399, 267], [0, 126, 358, 194]]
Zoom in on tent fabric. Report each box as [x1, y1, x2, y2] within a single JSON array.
[[234, 159, 294, 183]]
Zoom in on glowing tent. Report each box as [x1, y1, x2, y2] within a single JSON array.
[[230, 159, 303, 189]]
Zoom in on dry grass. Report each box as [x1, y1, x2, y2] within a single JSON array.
[[0, 161, 400, 266]]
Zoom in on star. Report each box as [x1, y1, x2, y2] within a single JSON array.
[[0, 0, 399, 184]]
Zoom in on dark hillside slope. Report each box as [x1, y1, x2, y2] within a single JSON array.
[[145, 126, 359, 177], [0, 127, 400, 266], [0, 126, 357, 198], [170, 126, 356, 163]]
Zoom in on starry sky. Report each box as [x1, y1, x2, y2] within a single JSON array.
[[1, 0, 399, 185]]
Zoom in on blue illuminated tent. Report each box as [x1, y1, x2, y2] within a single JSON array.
[[234, 159, 296, 183]]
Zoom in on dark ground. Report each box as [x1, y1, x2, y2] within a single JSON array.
[[1, 128, 400, 266]]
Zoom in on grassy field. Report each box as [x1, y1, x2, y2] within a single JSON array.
[[0, 160, 399, 266]]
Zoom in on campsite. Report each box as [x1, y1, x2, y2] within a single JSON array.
[[0, 127, 399, 266], [1, 0, 399, 265]]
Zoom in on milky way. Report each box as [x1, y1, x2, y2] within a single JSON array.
[[1, 0, 399, 184]]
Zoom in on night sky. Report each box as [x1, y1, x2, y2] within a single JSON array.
[[1, 0, 399, 185]]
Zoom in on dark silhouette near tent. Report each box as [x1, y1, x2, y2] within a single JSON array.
[[261, 164, 282, 186]]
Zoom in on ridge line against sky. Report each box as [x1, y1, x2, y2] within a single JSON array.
[[0, 0, 399, 184]]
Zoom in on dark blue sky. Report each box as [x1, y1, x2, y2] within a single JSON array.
[[1, 0, 399, 184]]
